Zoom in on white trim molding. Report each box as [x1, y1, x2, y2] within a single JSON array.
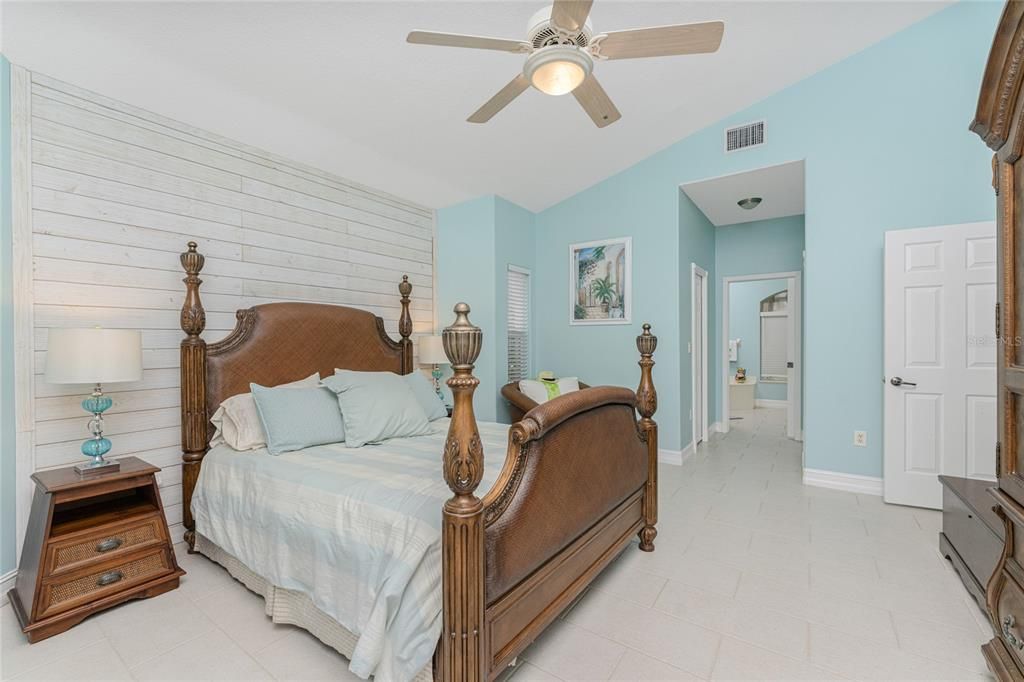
[[803, 468, 883, 496], [755, 399, 787, 409], [0, 569, 17, 606], [658, 443, 694, 467]]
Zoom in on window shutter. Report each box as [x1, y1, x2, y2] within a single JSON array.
[[760, 313, 789, 381], [507, 267, 530, 382]]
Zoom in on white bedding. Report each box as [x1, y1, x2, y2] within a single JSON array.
[[191, 418, 509, 682]]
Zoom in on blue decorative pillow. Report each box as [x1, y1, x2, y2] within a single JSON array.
[[250, 383, 346, 455], [404, 371, 448, 421], [322, 370, 432, 447]]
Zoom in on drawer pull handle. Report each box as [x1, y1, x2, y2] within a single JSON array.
[[96, 570, 123, 587], [1003, 616, 1024, 651], [95, 538, 123, 553]]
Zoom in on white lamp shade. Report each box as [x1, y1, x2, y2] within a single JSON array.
[[44, 328, 143, 384], [418, 335, 450, 365]]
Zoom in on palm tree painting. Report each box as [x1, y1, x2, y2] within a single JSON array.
[[569, 237, 631, 325]]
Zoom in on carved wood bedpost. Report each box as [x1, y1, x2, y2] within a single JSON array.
[[440, 303, 486, 682], [636, 323, 658, 552], [179, 242, 208, 551], [398, 275, 414, 373]]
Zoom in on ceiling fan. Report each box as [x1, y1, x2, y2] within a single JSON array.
[[407, 1, 724, 128]]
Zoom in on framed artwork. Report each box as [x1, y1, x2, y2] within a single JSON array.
[[569, 237, 632, 325]]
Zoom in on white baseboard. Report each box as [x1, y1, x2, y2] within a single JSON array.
[[1, 569, 17, 606], [803, 468, 883, 496], [709, 421, 724, 434], [755, 399, 787, 409], [659, 447, 683, 466]]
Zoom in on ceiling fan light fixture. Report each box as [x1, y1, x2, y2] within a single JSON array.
[[737, 197, 762, 210], [524, 45, 592, 96]]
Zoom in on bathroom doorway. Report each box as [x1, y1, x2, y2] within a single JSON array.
[[722, 272, 802, 439]]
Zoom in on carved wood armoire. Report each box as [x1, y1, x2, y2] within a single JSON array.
[[974, 3, 1024, 679]]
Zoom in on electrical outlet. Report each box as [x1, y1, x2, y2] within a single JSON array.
[[853, 431, 867, 447]]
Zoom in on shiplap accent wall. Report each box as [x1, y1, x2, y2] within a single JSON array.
[[12, 68, 436, 546]]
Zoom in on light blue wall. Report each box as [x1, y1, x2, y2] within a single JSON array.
[[728, 279, 789, 401], [526, 2, 998, 474], [437, 195, 538, 423], [677, 191, 717, 449], [716, 215, 805, 408], [494, 197, 537, 422], [437, 196, 498, 421], [534, 164, 683, 450], [1, 55, 15, 575], [715, 216, 805, 280]]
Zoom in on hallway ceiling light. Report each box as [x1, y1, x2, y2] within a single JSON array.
[[737, 197, 762, 210]]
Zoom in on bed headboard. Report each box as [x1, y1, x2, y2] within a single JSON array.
[[177, 241, 414, 547]]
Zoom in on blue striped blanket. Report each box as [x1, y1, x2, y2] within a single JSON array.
[[191, 418, 510, 681]]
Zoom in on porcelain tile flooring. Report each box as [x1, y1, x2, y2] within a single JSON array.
[[1, 408, 994, 681]]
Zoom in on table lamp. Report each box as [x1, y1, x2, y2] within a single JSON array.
[[418, 335, 450, 400], [44, 328, 143, 476]]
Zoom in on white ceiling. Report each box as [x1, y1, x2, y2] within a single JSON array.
[[1, 1, 947, 211], [681, 159, 804, 226]]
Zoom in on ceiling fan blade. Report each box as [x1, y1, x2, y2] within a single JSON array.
[[595, 21, 724, 60], [551, 0, 594, 32], [406, 30, 529, 53], [572, 75, 621, 128], [468, 74, 531, 123]]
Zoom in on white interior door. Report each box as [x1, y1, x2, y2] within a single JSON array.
[[692, 265, 708, 446], [884, 222, 997, 509]]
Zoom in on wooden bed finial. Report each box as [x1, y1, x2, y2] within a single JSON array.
[[636, 323, 658, 552], [439, 302, 485, 681], [180, 241, 208, 551], [398, 275, 413, 372]]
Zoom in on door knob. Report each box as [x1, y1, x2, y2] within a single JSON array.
[[890, 377, 917, 387]]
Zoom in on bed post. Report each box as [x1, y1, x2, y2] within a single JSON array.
[[398, 275, 414, 373], [439, 303, 486, 682], [179, 241, 208, 551], [636, 323, 658, 552]]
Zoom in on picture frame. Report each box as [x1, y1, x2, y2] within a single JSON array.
[[569, 237, 632, 325]]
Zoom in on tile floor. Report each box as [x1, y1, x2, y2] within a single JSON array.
[[1, 408, 994, 681]]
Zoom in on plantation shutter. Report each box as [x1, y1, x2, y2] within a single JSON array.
[[760, 313, 789, 381], [507, 266, 530, 382]]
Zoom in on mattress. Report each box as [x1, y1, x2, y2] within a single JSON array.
[[191, 418, 510, 682]]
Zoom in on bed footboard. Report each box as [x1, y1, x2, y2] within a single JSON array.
[[437, 309, 658, 681]]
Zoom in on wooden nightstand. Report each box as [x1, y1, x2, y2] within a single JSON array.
[[7, 456, 185, 643]]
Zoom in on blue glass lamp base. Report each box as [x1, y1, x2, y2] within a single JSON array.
[[75, 384, 120, 477]]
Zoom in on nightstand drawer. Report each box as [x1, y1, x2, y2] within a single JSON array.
[[36, 548, 173, 620], [46, 514, 166, 577]]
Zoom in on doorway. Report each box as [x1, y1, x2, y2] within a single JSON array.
[[692, 264, 709, 448], [722, 271, 803, 440]]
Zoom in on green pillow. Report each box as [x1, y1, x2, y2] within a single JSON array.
[[250, 383, 346, 455], [403, 371, 448, 421], [322, 370, 432, 447]]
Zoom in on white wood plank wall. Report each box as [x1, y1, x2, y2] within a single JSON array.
[[17, 70, 436, 543]]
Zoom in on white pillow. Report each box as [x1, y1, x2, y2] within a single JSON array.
[[518, 377, 580, 405], [210, 373, 320, 450]]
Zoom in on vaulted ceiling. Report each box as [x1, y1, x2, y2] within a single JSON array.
[[3, 1, 948, 211]]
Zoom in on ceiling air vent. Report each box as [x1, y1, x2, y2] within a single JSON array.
[[725, 120, 765, 153]]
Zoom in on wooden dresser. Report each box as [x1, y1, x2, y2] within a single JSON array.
[[940, 475, 1004, 616], [972, 4, 1024, 678], [7, 456, 184, 642]]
